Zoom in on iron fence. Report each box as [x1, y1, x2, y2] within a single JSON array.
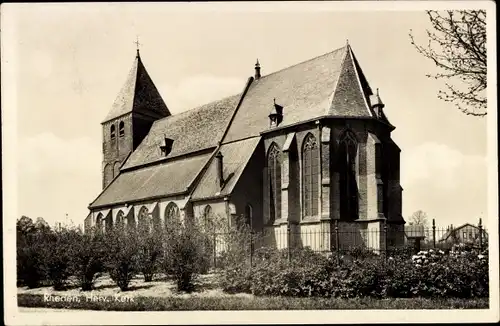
[[208, 218, 488, 268]]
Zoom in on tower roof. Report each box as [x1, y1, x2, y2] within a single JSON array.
[[102, 51, 170, 123]]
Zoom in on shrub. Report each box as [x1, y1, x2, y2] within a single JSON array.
[[16, 217, 51, 288], [70, 228, 106, 291], [162, 223, 211, 292], [221, 243, 490, 299], [137, 227, 163, 282], [44, 227, 81, 290], [105, 226, 140, 291]]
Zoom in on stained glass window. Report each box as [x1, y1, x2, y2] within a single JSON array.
[[268, 144, 282, 223], [302, 134, 319, 217]]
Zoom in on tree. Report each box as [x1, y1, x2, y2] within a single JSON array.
[[409, 210, 429, 227], [17, 216, 36, 236], [410, 10, 487, 116], [408, 210, 431, 241]]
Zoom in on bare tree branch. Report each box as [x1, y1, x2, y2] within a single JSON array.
[[409, 10, 487, 116]]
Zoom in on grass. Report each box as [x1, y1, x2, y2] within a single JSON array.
[[18, 293, 489, 311]]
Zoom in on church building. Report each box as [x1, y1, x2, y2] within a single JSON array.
[[86, 42, 405, 252]]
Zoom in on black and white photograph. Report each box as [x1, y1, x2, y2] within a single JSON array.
[[2, 1, 498, 324]]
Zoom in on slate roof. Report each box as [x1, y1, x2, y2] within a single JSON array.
[[191, 137, 261, 200], [103, 51, 171, 123], [122, 94, 241, 169], [91, 44, 383, 209], [222, 44, 375, 143], [89, 153, 212, 208]]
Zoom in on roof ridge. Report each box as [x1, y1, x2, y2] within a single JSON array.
[[152, 93, 242, 126], [256, 45, 348, 81]]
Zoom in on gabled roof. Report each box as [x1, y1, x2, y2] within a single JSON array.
[[439, 223, 487, 241], [191, 137, 261, 201], [404, 224, 426, 239], [222, 44, 375, 143], [122, 94, 241, 170], [89, 153, 212, 209], [103, 51, 170, 123]]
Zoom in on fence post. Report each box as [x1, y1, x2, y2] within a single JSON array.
[[250, 230, 254, 267], [287, 222, 291, 262], [213, 232, 217, 269], [478, 218, 483, 252], [335, 219, 340, 264], [432, 219, 436, 249]]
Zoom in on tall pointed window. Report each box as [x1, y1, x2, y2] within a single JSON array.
[[138, 206, 151, 234], [267, 143, 282, 223], [302, 133, 319, 217], [115, 210, 125, 230], [119, 121, 125, 137], [165, 202, 180, 231], [95, 213, 104, 233], [203, 205, 215, 232], [339, 130, 359, 221], [110, 124, 116, 140], [244, 204, 253, 228]]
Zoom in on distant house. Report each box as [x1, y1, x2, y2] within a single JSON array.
[[439, 223, 488, 245]]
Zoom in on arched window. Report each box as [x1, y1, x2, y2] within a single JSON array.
[[244, 204, 253, 228], [95, 213, 104, 232], [119, 121, 125, 137], [126, 212, 136, 230], [103, 163, 113, 188], [339, 130, 359, 221], [203, 205, 214, 231], [137, 206, 151, 234], [302, 133, 319, 217], [164, 202, 180, 230], [113, 162, 121, 178], [267, 143, 282, 223], [116, 210, 125, 229], [110, 124, 116, 140]]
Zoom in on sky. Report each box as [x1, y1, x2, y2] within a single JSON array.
[[3, 2, 494, 230]]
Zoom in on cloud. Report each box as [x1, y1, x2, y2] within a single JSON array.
[[401, 142, 487, 190], [159, 75, 244, 113]]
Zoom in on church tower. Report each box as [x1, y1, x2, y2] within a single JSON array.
[[101, 49, 170, 189]]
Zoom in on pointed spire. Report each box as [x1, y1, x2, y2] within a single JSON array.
[[102, 48, 170, 123], [255, 58, 261, 80], [369, 87, 385, 117]]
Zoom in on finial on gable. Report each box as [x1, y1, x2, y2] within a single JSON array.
[[369, 87, 385, 118], [346, 39, 349, 46], [255, 58, 261, 80]]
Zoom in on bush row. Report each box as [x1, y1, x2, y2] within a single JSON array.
[[17, 216, 213, 292], [219, 246, 489, 299]]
